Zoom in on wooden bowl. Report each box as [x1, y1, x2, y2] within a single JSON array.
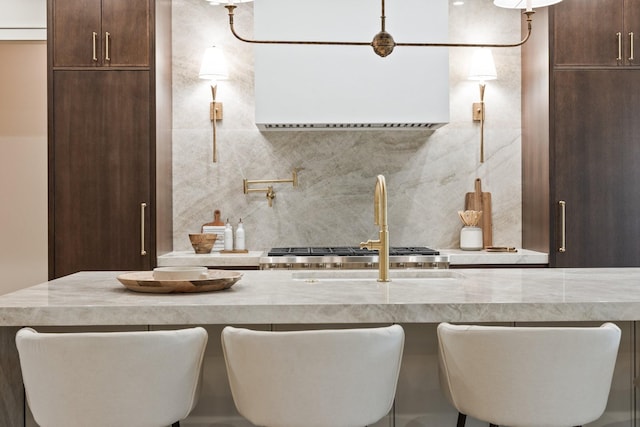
[[189, 233, 217, 254]]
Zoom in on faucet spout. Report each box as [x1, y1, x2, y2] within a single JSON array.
[[359, 175, 390, 282]]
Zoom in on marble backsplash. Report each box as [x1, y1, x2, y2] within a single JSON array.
[[171, 0, 523, 252]]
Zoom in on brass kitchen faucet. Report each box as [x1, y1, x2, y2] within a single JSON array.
[[360, 175, 390, 282]]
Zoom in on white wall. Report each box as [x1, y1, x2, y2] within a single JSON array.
[[0, 0, 46, 40], [0, 41, 48, 295]]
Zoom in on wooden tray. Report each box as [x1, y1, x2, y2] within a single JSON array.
[[117, 270, 242, 293]]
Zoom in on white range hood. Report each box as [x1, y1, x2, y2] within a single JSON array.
[[254, 0, 450, 130]]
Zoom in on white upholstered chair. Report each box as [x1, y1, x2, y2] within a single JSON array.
[[221, 324, 405, 427], [437, 322, 621, 427], [15, 326, 208, 427]]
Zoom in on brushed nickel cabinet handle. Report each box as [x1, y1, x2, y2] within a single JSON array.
[[630, 32, 635, 61], [92, 32, 98, 61], [617, 32, 622, 60], [140, 203, 147, 256], [558, 200, 566, 253], [105, 32, 111, 61]]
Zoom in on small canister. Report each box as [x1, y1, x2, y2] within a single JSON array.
[[460, 226, 483, 251]]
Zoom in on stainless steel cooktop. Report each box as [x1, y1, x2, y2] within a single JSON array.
[[260, 246, 449, 270]]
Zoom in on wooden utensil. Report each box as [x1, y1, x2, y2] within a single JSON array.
[[465, 178, 492, 248]]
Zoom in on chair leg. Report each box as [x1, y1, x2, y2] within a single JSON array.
[[172, 422, 180, 427], [456, 412, 467, 427]]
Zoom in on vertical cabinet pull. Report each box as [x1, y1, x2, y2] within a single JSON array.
[[617, 32, 623, 60], [140, 203, 147, 256], [105, 32, 111, 61], [92, 32, 98, 61], [558, 200, 566, 253], [630, 32, 635, 61]]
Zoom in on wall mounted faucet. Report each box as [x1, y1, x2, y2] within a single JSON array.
[[243, 169, 300, 207]]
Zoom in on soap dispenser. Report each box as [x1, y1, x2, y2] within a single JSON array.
[[235, 218, 245, 251], [224, 218, 234, 251]]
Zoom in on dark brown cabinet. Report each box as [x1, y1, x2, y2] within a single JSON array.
[[50, 0, 150, 67], [48, 0, 172, 279], [551, 70, 640, 266], [522, 4, 640, 267], [553, 0, 640, 66], [51, 71, 152, 276]]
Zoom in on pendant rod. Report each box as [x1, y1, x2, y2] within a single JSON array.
[[224, 5, 534, 56]]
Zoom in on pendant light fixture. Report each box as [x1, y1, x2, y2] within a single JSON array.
[[209, 0, 563, 58]]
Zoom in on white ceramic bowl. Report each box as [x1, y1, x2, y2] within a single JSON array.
[[152, 266, 209, 281]]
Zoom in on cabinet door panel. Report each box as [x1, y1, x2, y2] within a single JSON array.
[[553, 0, 624, 66], [553, 70, 640, 267], [625, 0, 640, 65], [102, 0, 150, 67], [52, 71, 151, 277], [52, 0, 102, 67]]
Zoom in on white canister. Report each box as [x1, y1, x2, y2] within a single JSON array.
[[460, 226, 483, 250]]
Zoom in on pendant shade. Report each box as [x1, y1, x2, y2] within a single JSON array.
[[494, 0, 562, 9], [206, 0, 253, 4]]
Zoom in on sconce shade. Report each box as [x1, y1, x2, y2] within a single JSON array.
[[199, 45, 229, 80], [494, 0, 562, 9], [469, 48, 497, 82]]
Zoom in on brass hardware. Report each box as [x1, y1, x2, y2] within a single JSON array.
[[472, 83, 487, 163], [223, 3, 535, 58], [210, 102, 223, 121], [92, 32, 98, 61], [105, 32, 111, 61], [243, 169, 301, 207], [209, 85, 223, 163], [359, 175, 390, 282], [617, 32, 622, 61], [558, 200, 566, 253], [630, 32, 635, 61], [140, 203, 147, 256], [472, 103, 484, 121]]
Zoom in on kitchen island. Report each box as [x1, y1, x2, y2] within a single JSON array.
[[1, 268, 639, 426]]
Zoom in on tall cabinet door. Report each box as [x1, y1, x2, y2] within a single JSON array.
[[552, 70, 640, 267], [51, 70, 151, 277]]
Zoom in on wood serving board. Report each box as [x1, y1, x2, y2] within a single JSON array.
[[464, 178, 492, 248], [117, 270, 242, 293]]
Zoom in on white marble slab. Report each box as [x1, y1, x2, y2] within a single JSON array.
[[0, 268, 638, 326], [443, 248, 548, 265], [157, 248, 548, 268], [157, 250, 264, 267]]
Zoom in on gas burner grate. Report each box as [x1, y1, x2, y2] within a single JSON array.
[[267, 246, 439, 257]]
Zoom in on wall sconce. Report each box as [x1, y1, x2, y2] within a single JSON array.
[[199, 45, 229, 163], [469, 48, 497, 163], [211, 0, 563, 58]]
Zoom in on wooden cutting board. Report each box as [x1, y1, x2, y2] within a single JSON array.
[[464, 178, 492, 248], [201, 209, 225, 231]]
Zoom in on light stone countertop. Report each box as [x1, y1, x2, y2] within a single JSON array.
[[157, 248, 548, 267], [0, 268, 638, 326], [157, 250, 264, 267]]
